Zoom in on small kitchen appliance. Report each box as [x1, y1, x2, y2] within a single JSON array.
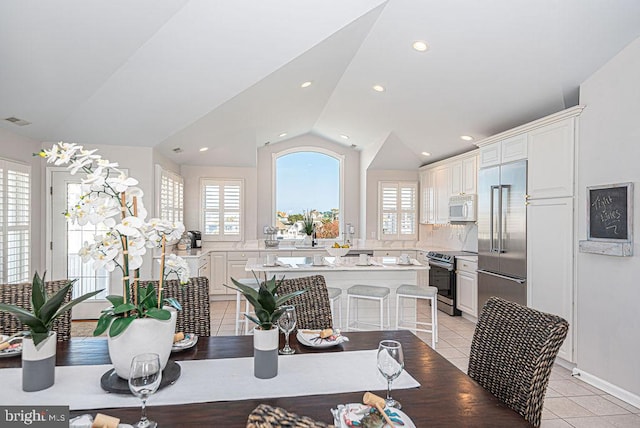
[[189, 230, 202, 249]]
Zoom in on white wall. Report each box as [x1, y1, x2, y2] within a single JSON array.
[[365, 169, 418, 239], [180, 164, 258, 241], [257, 134, 360, 240], [577, 36, 640, 397], [0, 129, 44, 274]]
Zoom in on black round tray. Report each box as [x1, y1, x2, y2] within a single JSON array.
[[100, 360, 181, 394]]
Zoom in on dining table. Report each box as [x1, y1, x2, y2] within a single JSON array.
[[0, 330, 532, 427]]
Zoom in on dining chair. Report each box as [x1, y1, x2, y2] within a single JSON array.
[[0, 279, 72, 341], [135, 276, 211, 336], [246, 404, 331, 428], [467, 296, 569, 428], [276, 275, 333, 330]]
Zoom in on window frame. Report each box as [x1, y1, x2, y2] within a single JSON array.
[[271, 147, 344, 241], [0, 158, 31, 283], [154, 165, 184, 223], [200, 178, 245, 242], [378, 181, 418, 241]]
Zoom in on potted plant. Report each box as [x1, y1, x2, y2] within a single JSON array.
[[301, 211, 315, 246], [38, 142, 190, 379], [0, 272, 102, 391], [227, 274, 305, 378]]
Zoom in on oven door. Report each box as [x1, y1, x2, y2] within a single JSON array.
[[428, 260, 454, 299]]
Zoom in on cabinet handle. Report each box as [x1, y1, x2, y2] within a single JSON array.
[[525, 194, 530, 200]]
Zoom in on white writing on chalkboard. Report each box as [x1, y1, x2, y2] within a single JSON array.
[[592, 195, 622, 234]]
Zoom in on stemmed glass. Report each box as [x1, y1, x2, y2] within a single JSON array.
[[128, 353, 162, 428], [377, 340, 404, 409], [278, 305, 297, 355]]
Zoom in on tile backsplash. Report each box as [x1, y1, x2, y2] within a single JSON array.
[[419, 223, 478, 252]]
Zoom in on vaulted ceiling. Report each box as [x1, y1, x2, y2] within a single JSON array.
[[2, 0, 640, 168]]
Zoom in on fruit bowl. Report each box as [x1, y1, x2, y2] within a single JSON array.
[[326, 246, 350, 257]]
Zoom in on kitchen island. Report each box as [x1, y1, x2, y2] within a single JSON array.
[[246, 256, 428, 330]]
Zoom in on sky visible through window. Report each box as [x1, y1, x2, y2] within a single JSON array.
[[276, 152, 339, 214]]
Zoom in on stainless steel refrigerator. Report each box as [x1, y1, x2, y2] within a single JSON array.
[[477, 159, 527, 310]]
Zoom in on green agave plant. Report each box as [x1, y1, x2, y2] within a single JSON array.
[[0, 272, 103, 346], [227, 274, 305, 330]]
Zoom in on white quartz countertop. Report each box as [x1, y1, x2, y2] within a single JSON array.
[[245, 256, 428, 272]]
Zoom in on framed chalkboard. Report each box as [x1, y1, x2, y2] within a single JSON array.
[[587, 182, 633, 242]]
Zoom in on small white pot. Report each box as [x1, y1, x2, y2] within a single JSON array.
[[22, 331, 57, 392], [107, 307, 177, 379], [253, 326, 279, 379]]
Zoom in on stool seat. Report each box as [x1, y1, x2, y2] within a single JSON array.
[[327, 287, 342, 299], [347, 284, 390, 298], [397, 284, 437, 298]]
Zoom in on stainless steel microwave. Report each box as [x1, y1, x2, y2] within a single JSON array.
[[449, 194, 476, 222]]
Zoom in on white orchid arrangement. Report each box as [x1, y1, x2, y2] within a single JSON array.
[[39, 142, 190, 336]]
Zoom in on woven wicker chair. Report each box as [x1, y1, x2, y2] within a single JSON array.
[[246, 404, 332, 428], [0, 279, 72, 341], [276, 275, 333, 330], [135, 276, 210, 336], [468, 297, 569, 427]]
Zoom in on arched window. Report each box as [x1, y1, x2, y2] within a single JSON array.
[[273, 148, 343, 240]]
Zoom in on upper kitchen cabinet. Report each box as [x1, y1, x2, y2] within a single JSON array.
[[478, 134, 527, 168], [527, 117, 576, 199], [449, 155, 478, 196]]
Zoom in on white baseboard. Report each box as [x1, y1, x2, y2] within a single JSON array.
[[572, 368, 640, 409], [555, 356, 576, 371], [461, 313, 477, 324]]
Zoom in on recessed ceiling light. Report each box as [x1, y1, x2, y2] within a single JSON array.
[[300, 81, 312, 88], [279, 132, 287, 138], [199, 147, 209, 152], [460, 135, 474, 141], [340, 134, 350, 140], [412, 41, 429, 52], [421, 152, 431, 156], [372, 84, 385, 92]]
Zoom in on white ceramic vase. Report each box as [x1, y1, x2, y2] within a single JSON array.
[[302, 234, 313, 247], [253, 326, 279, 379], [22, 331, 57, 392], [107, 307, 177, 379]]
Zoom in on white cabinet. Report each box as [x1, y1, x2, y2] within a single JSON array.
[[450, 155, 478, 196], [226, 251, 259, 294], [527, 118, 575, 199], [434, 166, 450, 224], [527, 197, 574, 361], [197, 255, 210, 281], [456, 259, 478, 317], [209, 252, 227, 294], [419, 170, 429, 224], [479, 134, 527, 168]]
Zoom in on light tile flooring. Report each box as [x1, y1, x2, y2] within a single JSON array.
[[72, 300, 640, 427]]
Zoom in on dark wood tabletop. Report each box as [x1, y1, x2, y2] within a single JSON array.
[[0, 330, 532, 427]]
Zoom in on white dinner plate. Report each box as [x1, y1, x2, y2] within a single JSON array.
[[171, 333, 198, 352], [296, 330, 348, 348], [0, 335, 22, 358], [334, 403, 415, 428]]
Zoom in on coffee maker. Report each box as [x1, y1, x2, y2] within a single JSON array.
[[189, 231, 202, 248]]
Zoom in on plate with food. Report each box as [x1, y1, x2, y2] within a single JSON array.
[[171, 333, 198, 352], [296, 328, 348, 348], [332, 403, 415, 428], [0, 334, 23, 358]]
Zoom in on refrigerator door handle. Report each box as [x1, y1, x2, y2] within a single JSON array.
[[477, 269, 526, 284], [499, 184, 510, 254], [490, 185, 500, 252]]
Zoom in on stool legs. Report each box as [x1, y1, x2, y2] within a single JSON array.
[[396, 294, 438, 349], [235, 290, 242, 335]]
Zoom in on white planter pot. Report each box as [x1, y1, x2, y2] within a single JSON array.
[[302, 235, 312, 247], [253, 326, 279, 379], [108, 307, 177, 379], [22, 331, 57, 392]]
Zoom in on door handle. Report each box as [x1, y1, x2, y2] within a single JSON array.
[[477, 269, 526, 284]]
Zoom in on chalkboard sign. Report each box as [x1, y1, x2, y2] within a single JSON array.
[[587, 183, 633, 242]]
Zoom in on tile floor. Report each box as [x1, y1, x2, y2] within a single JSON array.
[[72, 299, 640, 427]]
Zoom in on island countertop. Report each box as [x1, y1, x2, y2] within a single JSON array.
[[246, 256, 428, 272]]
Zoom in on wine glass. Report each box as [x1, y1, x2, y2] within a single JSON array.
[[278, 305, 297, 355], [128, 353, 162, 428], [377, 340, 404, 409]]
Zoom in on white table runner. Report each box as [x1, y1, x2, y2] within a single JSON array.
[[0, 350, 420, 410]]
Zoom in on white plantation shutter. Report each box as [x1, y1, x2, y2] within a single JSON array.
[[202, 179, 243, 241], [0, 159, 30, 283], [379, 181, 417, 240], [155, 165, 184, 223]]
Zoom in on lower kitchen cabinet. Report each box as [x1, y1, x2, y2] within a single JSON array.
[[209, 252, 227, 294], [456, 259, 478, 317]]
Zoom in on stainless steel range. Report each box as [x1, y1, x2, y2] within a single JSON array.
[[426, 251, 477, 316]]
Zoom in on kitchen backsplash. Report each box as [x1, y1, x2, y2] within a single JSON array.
[[419, 223, 478, 252]]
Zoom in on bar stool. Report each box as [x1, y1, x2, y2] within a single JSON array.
[[395, 284, 438, 349], [234, 278, 260, 335], [345, 285, 390, 331], [327, 287, 342, 329]]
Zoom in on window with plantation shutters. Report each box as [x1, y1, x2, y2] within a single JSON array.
[[201, 179, 243, 241], [155, 165, 183, 223], [0, 159, 30, 283], [379, 181, 417, 240]]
